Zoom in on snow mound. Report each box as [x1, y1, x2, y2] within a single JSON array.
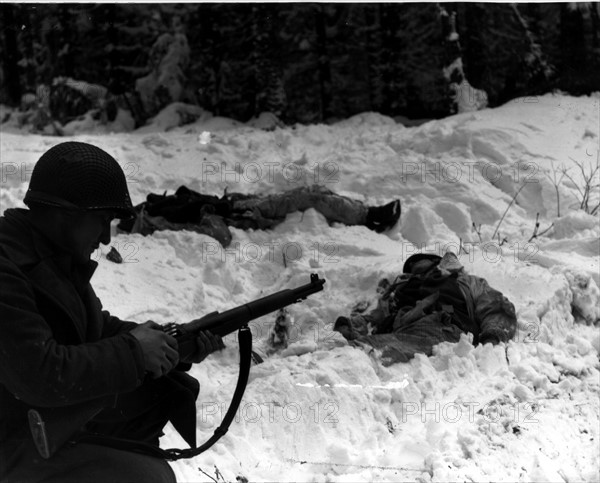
[[1, 94, 599, 482], [335, 112, 398, 128]]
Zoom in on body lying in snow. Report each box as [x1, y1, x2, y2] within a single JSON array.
[[334, 252, 517, 366], [118, 185, 401, 247]]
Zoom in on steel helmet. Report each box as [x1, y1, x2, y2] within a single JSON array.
[[24, 142, 135, 219], [402, 253, 442, 274]]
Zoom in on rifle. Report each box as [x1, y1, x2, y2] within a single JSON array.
[[28, 273, 326, 459]]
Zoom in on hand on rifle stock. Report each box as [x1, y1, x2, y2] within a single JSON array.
[[130, 321, 179, 378]]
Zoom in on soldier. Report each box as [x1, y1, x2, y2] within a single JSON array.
[[0, 142, 223, 482], [121, 184, 402, 247], [334, 252, 517, 366]]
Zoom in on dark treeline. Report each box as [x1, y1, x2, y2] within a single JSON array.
[[1, 3, 598, 124]]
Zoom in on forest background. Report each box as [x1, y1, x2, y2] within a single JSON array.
[[0, 2, 599, 127]]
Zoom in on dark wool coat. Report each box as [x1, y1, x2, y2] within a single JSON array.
[[0, 209, 196, 473]]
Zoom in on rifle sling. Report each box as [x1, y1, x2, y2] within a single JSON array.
[[77, 326, 253, 461]]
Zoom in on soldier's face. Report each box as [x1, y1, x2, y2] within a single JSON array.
[[62, 210, 114, 264]]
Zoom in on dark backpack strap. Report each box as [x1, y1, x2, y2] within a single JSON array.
[[77, 326, 253, 461]]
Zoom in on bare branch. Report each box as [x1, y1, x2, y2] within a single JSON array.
[[528, 212, 554, 242], [492, 183, 526, 241], [545, 161, 567, 217], [198, 467, 218, 483], [562, 156, 600, 213], [472, 222, 482, 243]]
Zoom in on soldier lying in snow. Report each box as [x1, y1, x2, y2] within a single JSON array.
[[118, 185, 401, 246], [334, 252, 517, 366]]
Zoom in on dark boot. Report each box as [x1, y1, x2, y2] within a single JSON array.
[[366, 200, 401, 233]]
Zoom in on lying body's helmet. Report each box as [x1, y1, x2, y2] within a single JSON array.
[[402, 253, 442, 274], [24, 141, 135, 219]]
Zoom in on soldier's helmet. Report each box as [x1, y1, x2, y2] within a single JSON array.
[[24, 142, 135, 219]]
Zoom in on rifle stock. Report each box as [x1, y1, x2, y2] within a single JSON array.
[[28, 273, 326, 458]]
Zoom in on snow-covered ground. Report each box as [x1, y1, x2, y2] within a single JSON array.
[[1, 94, 599, 482]]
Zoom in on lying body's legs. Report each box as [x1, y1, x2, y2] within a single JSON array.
[[232, 186, 369, 225], [353, 317, 463, 365]]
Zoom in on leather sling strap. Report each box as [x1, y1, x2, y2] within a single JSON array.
[[77, 326, 253, 461]]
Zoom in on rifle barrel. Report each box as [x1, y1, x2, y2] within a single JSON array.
[[183, 275, 325, 337]]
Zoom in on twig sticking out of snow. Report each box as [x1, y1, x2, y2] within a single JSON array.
[[562, 155, 600, 216], [491, 183, 527, 241], [472, 222, 483, 243], [545, 161, 567, 217], [528, 212, 554, 243], [197, 465, 228, 483], [197, 467, 218, 483]]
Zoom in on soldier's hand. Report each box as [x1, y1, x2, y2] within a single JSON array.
[[182, 330, 225, 364], [131, 321, 179, 378]]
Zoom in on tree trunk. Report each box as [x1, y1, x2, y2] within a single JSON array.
[[591, 4, 600, 49], [438, 4, 488, 113], [363, 5, 381, 112], [21, 6, 38, 89], [315, 5, 332, 121], [510, 3, 553, 86], [1, 4, 22, 104]]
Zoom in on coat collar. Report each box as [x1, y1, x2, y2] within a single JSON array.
[[0, 209, 99, 341], [0, 208, 98, 279]]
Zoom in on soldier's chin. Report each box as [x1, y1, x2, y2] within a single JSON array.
[[75, 247, 95, 264]]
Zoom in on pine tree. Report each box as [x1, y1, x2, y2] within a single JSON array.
[[361, 4, 384, 112], [0, 4, 21, 104], [326, 4, 372, 118], [314, 4, 334, 121], [1, 3, 597, 123], [250, 4, 287, 119], [277, 4, 323, 123], [511, 3, 554, 88], [438, 4, 487, 113]]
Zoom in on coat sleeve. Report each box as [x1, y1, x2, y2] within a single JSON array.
[[83, 284, 141, 339], [355, 301, 390, 333], [0, 258, 146, 408], [99, 309, 192, 372], [334, 276, 410, 339], [82, 284, 137, 337], [334, 297, 393, 340], [466, 275, 517, 344], [99, 307, 138, 338]]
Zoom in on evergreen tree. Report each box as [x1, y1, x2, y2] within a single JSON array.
[[277, 4, 324, 123], [314, 4, 334, 121], [250, 4, 287, 119], [0, 4, 21, 104], [0, 3, 598, 124], [438, 4, 488, 113]]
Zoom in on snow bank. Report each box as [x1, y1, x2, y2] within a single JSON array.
[[1, 94, 598, 482]]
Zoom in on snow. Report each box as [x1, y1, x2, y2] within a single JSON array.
[[1, 93, 599, 482]]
